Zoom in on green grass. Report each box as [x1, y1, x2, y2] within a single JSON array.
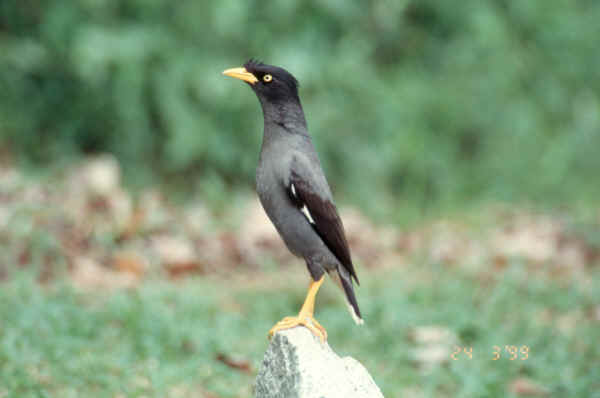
[[1, 262, 598, 397]]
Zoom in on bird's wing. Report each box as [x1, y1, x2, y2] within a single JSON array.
[[287, 154, 359, 285]]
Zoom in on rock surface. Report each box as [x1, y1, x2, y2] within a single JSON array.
[[255, 327, 384, 398]]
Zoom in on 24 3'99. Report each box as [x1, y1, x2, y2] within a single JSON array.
[[451, 345, 530, 360]]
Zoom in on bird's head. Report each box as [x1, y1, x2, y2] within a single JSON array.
[[223, 59, 300, 105]]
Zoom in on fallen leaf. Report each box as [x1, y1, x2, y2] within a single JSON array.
[[112, 251, 146, 278], [152, 235, 203, 277], [508, 377, 549, 396], [117, 206, 145, 241], [215, 353, 253, 374], [71, 256, 138, 290], [166, 261, 203, 279]]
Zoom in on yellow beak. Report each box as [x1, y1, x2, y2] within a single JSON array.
[[222, 67, 258, 85]]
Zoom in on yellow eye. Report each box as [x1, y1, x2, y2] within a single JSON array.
[[263, 74, 272, 83]]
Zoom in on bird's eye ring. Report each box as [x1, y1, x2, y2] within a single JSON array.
[[263, 74, 272, 83]]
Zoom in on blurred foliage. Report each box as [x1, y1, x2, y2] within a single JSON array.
[[1, 0, 599, 219]]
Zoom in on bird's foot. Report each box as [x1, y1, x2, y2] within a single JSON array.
[[268, 312, 327, 342]]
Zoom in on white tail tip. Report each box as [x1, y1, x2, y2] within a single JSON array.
[[348, 304, 364, 325]]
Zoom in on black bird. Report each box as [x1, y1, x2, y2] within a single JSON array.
[[223, 60, 362, 341]]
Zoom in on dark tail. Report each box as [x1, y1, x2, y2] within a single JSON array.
[[339, 267, 363, 325]]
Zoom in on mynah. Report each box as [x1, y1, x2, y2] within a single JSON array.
[[223, 59, 362, 342]]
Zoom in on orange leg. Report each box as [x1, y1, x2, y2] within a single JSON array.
[[268, 276, 327, 342]]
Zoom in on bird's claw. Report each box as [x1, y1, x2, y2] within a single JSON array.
[[268, 314, 327, 342]]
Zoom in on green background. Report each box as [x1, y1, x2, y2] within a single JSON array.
[[2, 0, 599, 219], [1, 2, 599, 397]]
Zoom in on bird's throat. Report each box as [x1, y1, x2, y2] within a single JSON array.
[[259, 98, 307, 133]]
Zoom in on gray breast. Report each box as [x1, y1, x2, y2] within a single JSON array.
[[256, 155, 337, 271]]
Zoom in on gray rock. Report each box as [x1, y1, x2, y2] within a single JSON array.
[[255, 327, 384, 398]]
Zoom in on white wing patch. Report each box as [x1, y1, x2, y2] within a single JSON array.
[[290, 183, 315, 225], [300, 205, 315, 224]]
